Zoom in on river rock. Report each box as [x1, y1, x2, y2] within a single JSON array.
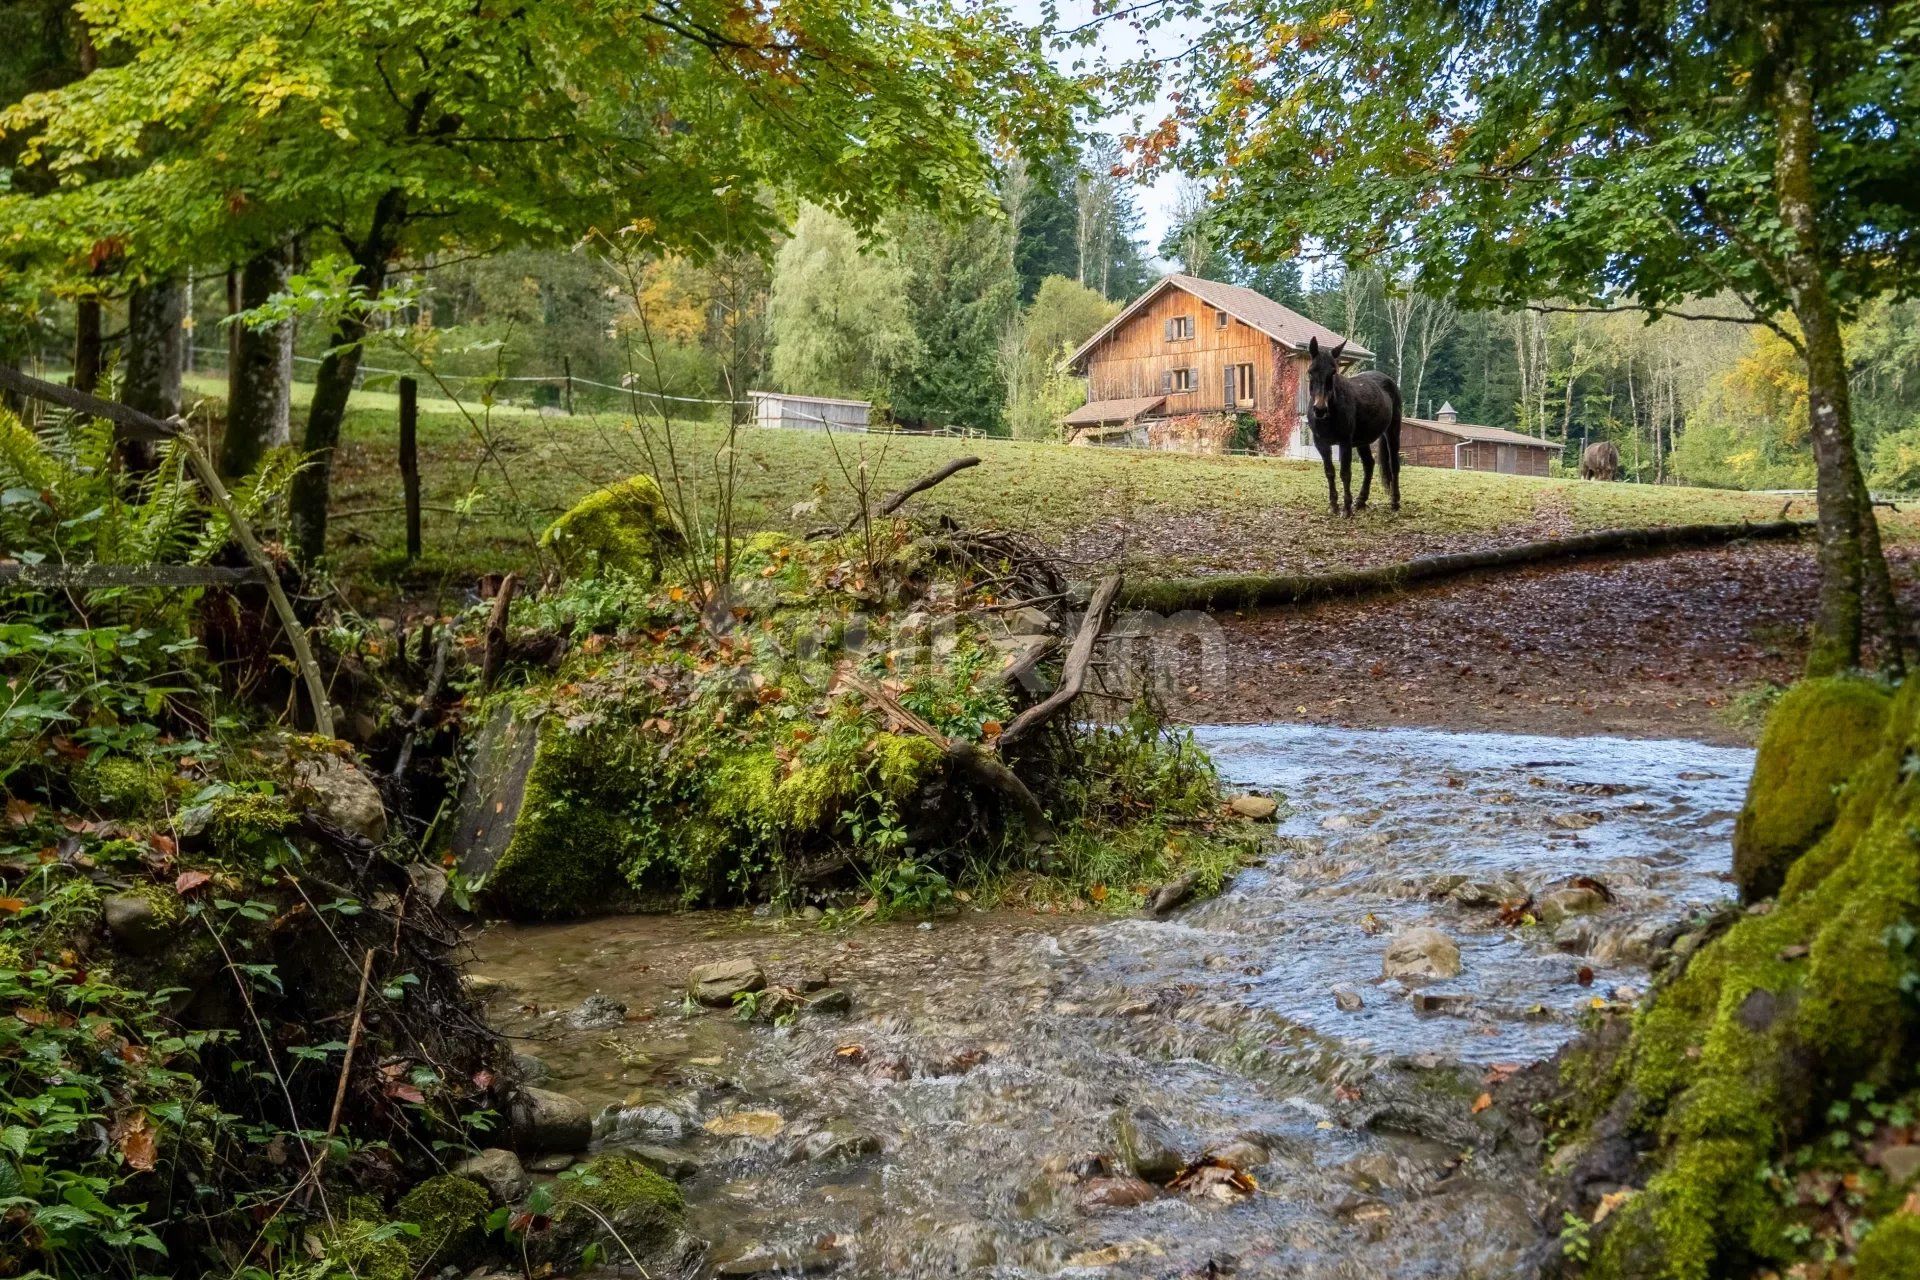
[[805, 987, 852, 1016], [1382, 927, 1462, 980], [1332, 986, 1365, 1012], [509, 1087, 592, 1153], [715, 1243, 846, 1277], [1146, 873, 1198, 918], [511, 1052, 552, 1083], [790, 1119, 881, 1164], [1878, 1144, 1920, 1185], [1230, 793, 1279, 820], [102, 892, 174, 954], [1535, 886, 1607, 926], [1206, 1138, 1269, 1172], [566, 994, 628, 1031], [1080, 1175, 1159, 1209], [596, 1103, 689, 1144], [797, 969, 831, 992], [1409, 991, 1474, 1016], [1554, 917, 1600, 954], [1114, 1105, 1184, 1183], [1449, 878, 1527, 908], [625, 1144, 699, 1181], [291, 751, 388, 844], [689, 958, 767, 1006], [453, 1148, 528, 1206], [526, 1153, 575, 1173]]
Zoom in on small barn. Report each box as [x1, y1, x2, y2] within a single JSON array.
[[1401, 403, 1561, 476], [747, 391, 870, 432]]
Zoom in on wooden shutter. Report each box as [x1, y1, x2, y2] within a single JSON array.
[[1162, 370, 1172, 394], [1163, 319, 1173, 341], [1224, 365, 1236, 408]]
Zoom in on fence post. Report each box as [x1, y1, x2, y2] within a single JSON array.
[[399, 376, 422, 562], [563, 355, 574, 415]]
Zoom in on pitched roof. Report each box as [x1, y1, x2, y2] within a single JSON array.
[[1406, 415, 1563, 450], [1062, 395, 1166, 426], [1066, 273, 1374, 371]]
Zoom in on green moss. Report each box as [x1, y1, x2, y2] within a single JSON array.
[[1856, 1214, 1920, 1280], [206, 790, 296, 860], [72, 756, 167, 818], [1732, 674, 1890, 901], [317, 1219, 413, 1280], [540, 473, 683, 580], [395, 1173, 490, 1268], [1567, 677, 1920, 1280], [536, 1153, 685, 1267]]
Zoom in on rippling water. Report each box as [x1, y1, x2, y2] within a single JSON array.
[[472, 725, 1753, 1279]]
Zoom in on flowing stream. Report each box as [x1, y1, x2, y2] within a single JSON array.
[[471, 724, 1754, 1279]]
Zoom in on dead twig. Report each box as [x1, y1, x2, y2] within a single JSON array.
[[479, 574, 519, 692], [393, 623, 454, 785], [995, 574, 1123, 750], [820, 455, 981, 538], [326, 949, 379, 1140]]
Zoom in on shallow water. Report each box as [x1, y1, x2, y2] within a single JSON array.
[[472, 724, 1753, 1279]]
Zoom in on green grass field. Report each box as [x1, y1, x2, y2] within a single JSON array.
[[180, 374, 1867, 598]]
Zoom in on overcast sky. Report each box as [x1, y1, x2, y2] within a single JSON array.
[[1008, 0, 1189, 255]]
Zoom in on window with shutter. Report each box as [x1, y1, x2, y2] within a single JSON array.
[[1161, 370, 1172, 393], [1224, 366, 1236, 407]]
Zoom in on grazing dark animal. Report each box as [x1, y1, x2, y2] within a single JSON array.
[[1581, 440, 1621, 481], [1305, 337, 1402, 516]]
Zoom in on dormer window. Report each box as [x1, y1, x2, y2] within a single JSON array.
[[1164, 315, 1195, 341]]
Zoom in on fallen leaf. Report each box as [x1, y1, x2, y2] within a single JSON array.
[[1577, 966, 1595, 987], [1472, 1092, 1493, 1114], [4, 798, 35, 828], [0, 897, 25, 914], [703, 1110, 785, 1139], [174, 869, 211, 895], [113, 1111, 158, 1171]]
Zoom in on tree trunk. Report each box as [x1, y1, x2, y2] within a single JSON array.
[[1774, 61, 1892, 676], [72, 299, 102, 394], [218, 246, 294, 479], [288, 191, 402, 563], [120, 278, 187, 473]]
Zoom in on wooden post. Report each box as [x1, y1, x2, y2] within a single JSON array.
[[563, 356, 574, 415], [398, 376, 421, 562]]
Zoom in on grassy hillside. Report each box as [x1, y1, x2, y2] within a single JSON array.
[[179, 375, 1870, 596]]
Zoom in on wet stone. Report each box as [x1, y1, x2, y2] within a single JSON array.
[[1114, 1105, 1184, 1184], [1535, 886, 1608, 925], [102, 893, 174, 954], [508, 1087, 591, 1153], [1147, 873, 1198, 917], [1409, 991, 1474, 1016], [1206, 1138, 1270, 1172], [452, 1148, 528, 1206], [596, 1103, 689, 1144], [624, 1144, 699, 1181], [1333, 986, 1365, 1012], [1230, 793, 1279, 820], [510, 1052, 551, 1083], [1878, 1145, 1920, 1185], [565, 994, 627, 1031], [1382, 927, 1463, 980], [526, 1152, 575, 1173], [805, 987, 852, 1016], [790, 1119, 881, 1164], [689, 958, 766, 1007], [714, 1243, 847, 1277], [1080, 1175, 1159, 1209]]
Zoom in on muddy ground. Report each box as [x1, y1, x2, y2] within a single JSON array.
[[1176, 542, 1919, 746]]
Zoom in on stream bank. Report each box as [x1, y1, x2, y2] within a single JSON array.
[[472, 722, 1754, 1278]]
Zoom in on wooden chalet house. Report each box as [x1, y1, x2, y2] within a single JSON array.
[[1060, 273, 1370, 458]]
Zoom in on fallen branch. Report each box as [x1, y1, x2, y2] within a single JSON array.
[[393, 623, 454, 786], [825, 455, 981, 536], [1117, 520, 1810, 615], [326, 949, 378, 1140], [0, 364, 335, 738], [479, 573, 519, 692], [836, 667, 1055, 845], [995, 573, 1123, 750]]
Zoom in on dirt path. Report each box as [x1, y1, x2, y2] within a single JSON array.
[[1175, 542, 1918, 745]]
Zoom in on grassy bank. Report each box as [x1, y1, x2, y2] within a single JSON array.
[[175, 375, 1881, 598]]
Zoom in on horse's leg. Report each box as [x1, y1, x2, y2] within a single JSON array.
[[1317, 441, 1338, 516], [1357, 442, 1375, 510], [1386, 385, 1404, 511], [1339, 442, 1354, 517]]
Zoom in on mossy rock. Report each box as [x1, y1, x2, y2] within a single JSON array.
[[540, 473, 683, 581], [1732, 675, 1890, 902], [531, 1152, 685, 1268], [1856, 1213, 1920, 1279], [1564, 679, 1920, 1279], [395, 1173, 491, 1269], [72, 755, 167, 818], [316, 1219, 413, 1280]]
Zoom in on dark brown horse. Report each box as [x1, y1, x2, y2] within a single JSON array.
[[1306, 337, 1402, 516]]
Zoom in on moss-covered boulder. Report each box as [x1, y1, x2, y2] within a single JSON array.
[[1548, 677, 1920, 1278], [1856, 1214, 1920, 1279], [71, 755, 167, 818], [530, 1152, 685, 1268], [540, 474, 683, 581], [1732, 674, 1890, 902], [395, 1173, 491, 1269]]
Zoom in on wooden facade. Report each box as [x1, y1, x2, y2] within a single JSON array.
[[748, 391, 870, 432], [1064, 274, 1367, 457], [1400, 407, 1559, 475]]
